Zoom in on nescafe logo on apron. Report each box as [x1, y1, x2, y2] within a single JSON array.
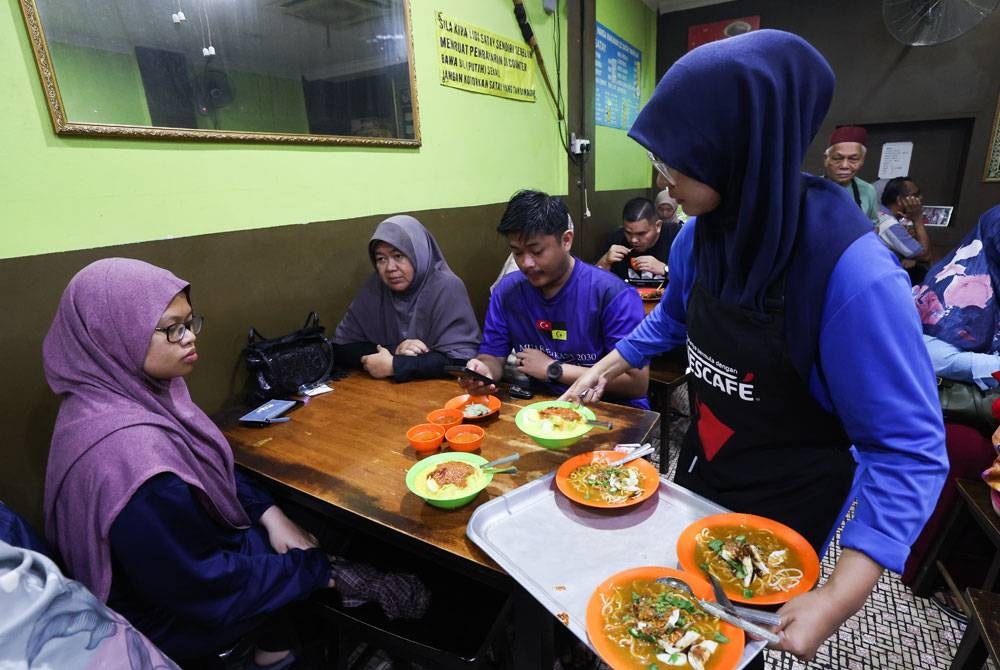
[[688, 340, 758, 401]]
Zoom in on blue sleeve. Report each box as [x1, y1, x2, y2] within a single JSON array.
[[110, 474, 330, 628], [923, 334, 1000, 389], [234, 470, 275, 523], [479, 280, 513, 358], [601, 286, 646, 356], [812, 237, 948, 573], [616, 220, 696, 367]]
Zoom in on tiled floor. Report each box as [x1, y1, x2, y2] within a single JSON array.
[[651, 386, 983, 670]]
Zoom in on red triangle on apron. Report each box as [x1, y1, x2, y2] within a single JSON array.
[[696, 400, 734, 461]]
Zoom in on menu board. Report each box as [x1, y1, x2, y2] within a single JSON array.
[[595, 22, 642, 130]]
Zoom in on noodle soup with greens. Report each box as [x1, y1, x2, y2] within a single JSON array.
[[696, 524, 803, 599]]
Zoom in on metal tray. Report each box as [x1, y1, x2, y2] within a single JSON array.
[[467, 473, 766, 669]]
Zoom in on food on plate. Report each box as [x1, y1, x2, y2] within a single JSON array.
[[600, 578, 730, 670], [522, 406, 584, 434], [556, 612, 570, 626], [463, 403, 491, 418], [637, 287, 664, 300], [413, 460, 486, 500], [568, 460, 645, 504], [696, 525, 803, 599]]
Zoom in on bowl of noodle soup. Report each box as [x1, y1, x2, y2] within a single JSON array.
[[555, 450, 659, 508], [676, 513, 820, 605], [586, 566, 744, 670]]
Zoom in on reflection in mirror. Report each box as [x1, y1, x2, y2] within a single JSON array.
[[19, 0, 420, 145]]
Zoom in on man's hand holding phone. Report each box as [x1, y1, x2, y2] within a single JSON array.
[[449, 360, 497, 394]]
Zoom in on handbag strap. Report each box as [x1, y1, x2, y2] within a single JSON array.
[[247, 312, 322, 346]]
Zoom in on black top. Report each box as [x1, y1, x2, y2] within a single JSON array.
[[608, 221, 682, 280]]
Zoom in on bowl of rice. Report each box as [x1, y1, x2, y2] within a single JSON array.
[[404, 452, 492, 509], [514, 400, 597, 449]]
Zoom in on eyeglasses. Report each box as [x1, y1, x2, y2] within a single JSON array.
[[647, 151, 677, 188], [154, 315, 204, 343]]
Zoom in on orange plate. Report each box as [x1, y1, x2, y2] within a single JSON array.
[[586, 566, 744, 670], [443, 394, 501, 421], [555, 451, 659, 508], [676, 512, 820, 605], [636, 287, 663, 302]]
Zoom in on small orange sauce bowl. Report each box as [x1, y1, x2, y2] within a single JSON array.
[[426, 408, 463, 430], [406, 423, 445, 455], [445, 424, 486, 452]]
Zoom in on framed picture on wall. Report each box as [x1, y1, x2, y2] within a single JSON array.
[[986, 92, 1000, 182], [922, 205, 954, 227]]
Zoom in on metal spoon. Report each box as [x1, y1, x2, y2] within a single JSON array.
[[483, 466, 517, 475], [610, 443, 655, 465], [655, 576, 782, 642], [585, 419, 613, 429], [481, 453, 520, 469]]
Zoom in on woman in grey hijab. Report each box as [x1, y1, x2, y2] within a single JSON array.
[[333, 215, 481, 382]]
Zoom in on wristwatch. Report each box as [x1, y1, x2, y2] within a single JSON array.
[[546, 360, 563, 383]]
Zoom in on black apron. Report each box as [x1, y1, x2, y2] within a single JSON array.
[[675, 280, 855, 552]]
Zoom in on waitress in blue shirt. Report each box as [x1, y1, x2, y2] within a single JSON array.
[[562, 30, 947, 662]]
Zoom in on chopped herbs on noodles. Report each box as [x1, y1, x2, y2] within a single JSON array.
[[569, 461, 645, 504], [696, 525, 802, 598], [600, 578, 728, 669]]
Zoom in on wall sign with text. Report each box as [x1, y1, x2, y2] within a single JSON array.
[[595, 22, 642, 131], [435, 11, 536, 102]]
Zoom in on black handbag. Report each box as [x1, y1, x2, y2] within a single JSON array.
[[243, 312, 334, 400], [937, 377, 1000, 435]]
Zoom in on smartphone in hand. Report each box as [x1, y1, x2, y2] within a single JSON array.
[[443, 365, 495, 386]]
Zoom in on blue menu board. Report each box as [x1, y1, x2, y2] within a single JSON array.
[[595, 22, 642, 130]]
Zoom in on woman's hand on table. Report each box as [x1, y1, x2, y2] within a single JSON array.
[[361, 345, 394, 378], [395, 339, 429, 357], [259, 505, 319, 554]]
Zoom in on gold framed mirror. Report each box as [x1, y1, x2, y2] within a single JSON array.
[[18, 0, 420, 146]]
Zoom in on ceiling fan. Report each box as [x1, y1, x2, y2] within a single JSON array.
[[882, 0, 999, 46]]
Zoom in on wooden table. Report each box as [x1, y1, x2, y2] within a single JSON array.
[[222, 374, 660, 577], [221, 374, 660, 666]]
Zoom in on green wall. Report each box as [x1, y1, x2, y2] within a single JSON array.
[[594, 0, 657, 192], [1, 0, 567, 260], [47, 42, 151, 126]]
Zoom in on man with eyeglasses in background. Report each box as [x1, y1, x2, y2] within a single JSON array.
[[877, 176, 932, 284], [823, 125, 879, 225]]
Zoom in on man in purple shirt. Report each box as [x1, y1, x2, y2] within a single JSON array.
[[463, 190, 649, 408]]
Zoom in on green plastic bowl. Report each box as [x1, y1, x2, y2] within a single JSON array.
[[514, 400, 596, 449], [405, 452, 492, 509]]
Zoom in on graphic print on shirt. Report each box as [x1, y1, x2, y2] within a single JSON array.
[[688, 339, 758, 402], [535, 319, 568, 341]]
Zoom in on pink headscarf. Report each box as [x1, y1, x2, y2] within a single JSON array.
[[43, 258, 249, 600]]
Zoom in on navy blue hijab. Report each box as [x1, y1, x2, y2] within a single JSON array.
[[630, 30, 843, 313], [629, 30, 873, 379]]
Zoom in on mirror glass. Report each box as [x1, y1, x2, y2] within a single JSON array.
[[20, 0, 419, 146]]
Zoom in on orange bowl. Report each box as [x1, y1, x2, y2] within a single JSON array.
[[426, 407, 463, 430], [444, 424, 485, 452], [406, 423, 445, 455]]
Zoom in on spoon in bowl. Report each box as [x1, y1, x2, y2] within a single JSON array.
[[655, 576, 781, 642]]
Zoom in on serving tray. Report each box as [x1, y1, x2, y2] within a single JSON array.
[[467, 472, 767, 669]]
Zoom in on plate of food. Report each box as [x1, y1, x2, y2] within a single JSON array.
[[514, 400, 597, 449], [444, 394, 502, 421], [555, 450, 659, 508], [586, 566, 744, 670], [404, 452, 492, 509], [636, 286, 664, 301], [676, 512, 820, 605]]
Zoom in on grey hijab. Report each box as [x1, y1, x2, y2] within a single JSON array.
[[334, 215, 480, 360]]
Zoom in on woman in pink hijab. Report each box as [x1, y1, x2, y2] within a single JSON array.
[[43, 259, 427, 667]]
